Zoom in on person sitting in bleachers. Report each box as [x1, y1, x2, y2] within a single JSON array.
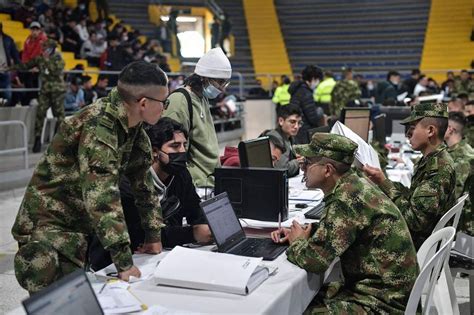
[[64, 76, 85, 113], [375, 70, 401, 106]]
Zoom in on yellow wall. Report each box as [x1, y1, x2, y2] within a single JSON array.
[[242, 0, 291, 86], [420, 0, 474, 83]]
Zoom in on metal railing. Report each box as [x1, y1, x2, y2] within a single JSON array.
[[0, 69, 246, 100], [0, 120, 28, 169]]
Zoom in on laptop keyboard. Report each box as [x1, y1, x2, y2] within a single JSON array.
[[304, 202, 325, 219], [232, 238, 276, 257]]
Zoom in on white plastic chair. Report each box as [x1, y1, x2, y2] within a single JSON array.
[[430, 194, 469, 315], [405, 227, 456, 315], [40, 107, 57, 145]]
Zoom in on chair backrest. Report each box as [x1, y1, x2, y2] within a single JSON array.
[[432, 194, 469, 233], [405, 227, 456, 315]]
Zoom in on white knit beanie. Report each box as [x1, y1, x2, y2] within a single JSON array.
[[195, 48, 232, 79]]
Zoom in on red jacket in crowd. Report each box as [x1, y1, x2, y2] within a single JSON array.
[[21, 31, 47, 63]]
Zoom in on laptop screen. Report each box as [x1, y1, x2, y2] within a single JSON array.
[[341, 108, 370, 142], [200, 192, 245, 248], [23, 269, 103, 315]]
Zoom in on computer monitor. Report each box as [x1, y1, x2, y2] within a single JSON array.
[[23, 269, 103, 315], [341, 108, 371, 142], [373, 114, 386, 145], [379, 106, 411, 137], [238, 136, 273, 168]]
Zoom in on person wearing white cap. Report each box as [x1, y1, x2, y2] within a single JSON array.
[[164, 48, 232, 187]]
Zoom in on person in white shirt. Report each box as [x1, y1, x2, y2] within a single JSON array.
[[80, 31, 107, 67], [413, 75, 428, 96], [74, 17, 89, 42]]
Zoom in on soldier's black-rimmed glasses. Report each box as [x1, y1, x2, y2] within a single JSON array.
[[138, 96, 170, 110]]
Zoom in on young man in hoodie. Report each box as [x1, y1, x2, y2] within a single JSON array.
[[288, 65, 324, 144]]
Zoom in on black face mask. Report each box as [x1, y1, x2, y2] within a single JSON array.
[[160, 152, 187, 175]]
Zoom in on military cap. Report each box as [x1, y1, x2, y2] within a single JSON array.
[[400, 102, 448, 125], [294, 133, 358, 165], [42, 39, 57, 49]]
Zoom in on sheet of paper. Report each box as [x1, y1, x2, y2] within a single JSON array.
[[97, 286, 143, 314], [142, 305, 203, 315], [331, 121, 381, 169]]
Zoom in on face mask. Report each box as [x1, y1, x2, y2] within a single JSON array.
[[160, 152, 187, 175], [203, 83, 221, 99], [309, 79, 320, 90], [177, 79, 184, 85]]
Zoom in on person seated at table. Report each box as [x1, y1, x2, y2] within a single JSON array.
[[89, 118, 212, 270], [363, 102, 456, 249], [271, 133, 418, 314], [266, 104, 303, 177], [220, 133, 285, 167]]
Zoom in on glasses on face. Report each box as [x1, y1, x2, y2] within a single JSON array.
[[210, 79, 230, 91], [138, 96, 170, 110], [286, 118, 303, 127]]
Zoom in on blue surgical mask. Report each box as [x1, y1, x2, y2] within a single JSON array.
[[203, 84, 221, 99]]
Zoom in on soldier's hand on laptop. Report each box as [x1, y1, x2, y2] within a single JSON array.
[[271, 228, 290, 243], [118, 266, 141, 281], [135, 241, 163, 254]]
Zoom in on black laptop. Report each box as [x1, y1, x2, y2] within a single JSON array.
[[200, 192, 288, 260], [23, 269, 104, 315]]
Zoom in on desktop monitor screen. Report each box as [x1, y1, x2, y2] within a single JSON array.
[[341, 108, 371, 142], [373, 114, 386, 145], [23, 269, 103, 315], [238, 137, 273, 168]]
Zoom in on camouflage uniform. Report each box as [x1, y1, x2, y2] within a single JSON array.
[[379, 102, 456, 249], [290, 134, 418, 314], [13, 39, 66, 138], [453, 78, 474, 99], [447, 140, 474, 235], [12, 88, 163, 293], [330, 79, 361, 117]]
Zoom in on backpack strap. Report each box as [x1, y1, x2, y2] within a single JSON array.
[[170, 87, 194, 157]]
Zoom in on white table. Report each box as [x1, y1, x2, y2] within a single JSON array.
[[130, 252, 324, 315]]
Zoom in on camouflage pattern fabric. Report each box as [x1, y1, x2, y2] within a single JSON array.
[[329, 79, 361, 117], [287, 169, 418, 314], [13, 52, 66, 137], [448, 140, 474, 235], [294, 133, 358, 165], [11, 88, 164, 293], [379, 144, 456, 249], [453, 78, 474, 99], [465, 121, 474, 148], [400, 102, 448, 125]]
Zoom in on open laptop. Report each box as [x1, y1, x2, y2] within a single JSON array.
[[200, 192, 288, 261], [341, 108, 371, 142], [238, 137, 273, 168], [23, 269, 103, 315]]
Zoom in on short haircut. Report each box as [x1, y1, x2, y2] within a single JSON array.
[[259, 130, 286, 154], [411, 69, 421, 75], [386, 70, 400, 81], [420, 116, 448, 141], [418, 75, 426, 82], [117, 61, 168, 103], [97, 74, 108, 81], [277, 104, 302, 119], [145, 117, 188, 150], [301, 65, 323, 82], [448, 111, 466, 132], [282, 75, 291, 85], [311, 156, 351, 175]]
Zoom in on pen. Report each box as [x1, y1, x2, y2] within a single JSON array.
[[98, 282, 106, 294], [278, 212, 282, 242]]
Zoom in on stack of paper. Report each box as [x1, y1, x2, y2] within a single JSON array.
[[94, 281, 144, 314], [154, 246, 269, 295], [331, 121, 381, 169]]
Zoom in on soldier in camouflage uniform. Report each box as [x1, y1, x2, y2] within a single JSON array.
[[364, 102, 456, 249], [12, 39, 66, 153], [11, 61, 168, 294], [453, 70, 474, 99], [330, 67, 361, 117], [271, 133, 418, 314], [444, 111, 474, 235]]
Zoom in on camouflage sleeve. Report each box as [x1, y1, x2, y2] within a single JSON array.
[[11, 56, 40, 71], [47, 55, 65, 77], [128, 168, 164, 243], [78, 126, 133, 272], [286, 200, 359, 274], [379, 169, 452, 234], [454, 159, 471, 198]]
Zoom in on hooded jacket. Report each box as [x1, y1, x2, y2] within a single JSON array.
[[289, 80, 323, 144]]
